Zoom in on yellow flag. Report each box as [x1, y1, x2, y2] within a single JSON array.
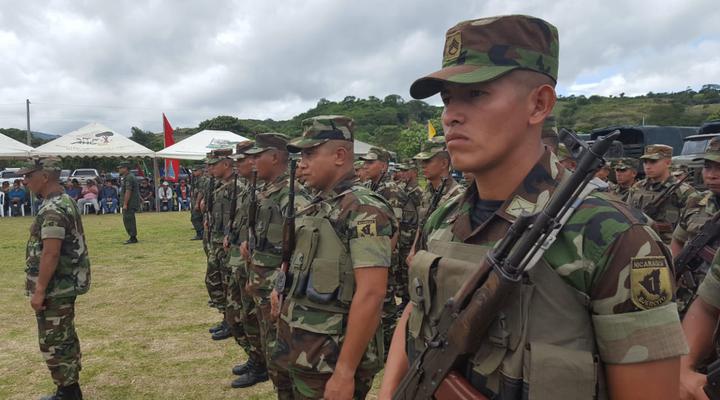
[[427, 121, 437, 140]]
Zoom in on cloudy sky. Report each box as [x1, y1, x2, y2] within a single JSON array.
[[0, 0, 718, 136]]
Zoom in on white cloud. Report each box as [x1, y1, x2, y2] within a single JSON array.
[[0, 0, 717, 135]]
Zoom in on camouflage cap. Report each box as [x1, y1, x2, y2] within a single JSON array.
[[396, 163, 411, 171], [245, 133, 289, 155], [413, 144, 448, 161], [18, 158, 62, 175], [230, 140, 255, 160], [287, 115, 354, 153], [640, 144, 673, 160], [117, 161, 132, 169], [206, 148, 233, 165], [410, 15, 559, 99], [360, 146, 391, 163], [613, 157, 638, 171], [694, 136, 720, 163]]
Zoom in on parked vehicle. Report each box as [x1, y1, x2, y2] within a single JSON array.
[[590, 125, 698, 158], [59, 169, 71, 183], [672, 120, 720, 190], [70, 168, 100, 185], [0, 168, 22, 186]]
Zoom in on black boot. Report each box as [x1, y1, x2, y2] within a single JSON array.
[[123, 237, 138, 244], [232, 358, 254, 376], [211, 321, 232, 340], [208, 320, 225, 333], [40, 382, 83, 400], [231, 366, 269, 388]]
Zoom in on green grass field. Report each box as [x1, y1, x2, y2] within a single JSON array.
[[0, 212, 285, 399]]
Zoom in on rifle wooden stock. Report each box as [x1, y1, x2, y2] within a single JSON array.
[[701, 245, 718, 264], [391, 130, 619, 400], [434, 371, 489, 400]]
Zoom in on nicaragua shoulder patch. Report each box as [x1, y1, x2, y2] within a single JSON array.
[[630, 256, 672, 310], [357, 219, 377, 238]]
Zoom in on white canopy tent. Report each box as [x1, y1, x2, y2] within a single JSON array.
[[0, 133, 33, 159], [156, 129, 249, 160], [32, 123, 155, 158]]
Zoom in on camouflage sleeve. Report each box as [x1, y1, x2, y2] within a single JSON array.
[[39, 208, 68, 240], [546, 195, 687, 364], [347, 194, 397, 269], [677, 184, 697, 209], [697, 249, 720, 309], [672, 193, 703, 244]]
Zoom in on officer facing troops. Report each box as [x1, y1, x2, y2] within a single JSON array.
[[205, 148, 236, 340], [612, 157, 638, 202], [627, 144, 696, 243], [270, 115, 398, 399], [22, 159, 91, 400], [412, 140, 463, 221], [239, 133, 310, 395], [117, 161, 140, 244], [379, 15, 687, 399]]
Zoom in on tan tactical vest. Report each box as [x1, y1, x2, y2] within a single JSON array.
[[408, 224, 608, 399], [211, 179, 235, 239], [251, 191, 284, 268]]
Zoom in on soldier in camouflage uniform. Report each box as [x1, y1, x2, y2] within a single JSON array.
[[270, 115, 398, 399], [627, 144, 696, 243], [221, 140, 270, 387], [236, 133, 310, 394], [205, 149, 236, 341], [412, 143, 463, 222], [22, 159, 91, 400], [360, 147, 417, 354], [117, 161, 140, 244], [611, 157, 638, 202], [380, 15, 687, 399], [398, 163, 423, 211], [190, 164, 207, 240], [680, 248, 720, 398]]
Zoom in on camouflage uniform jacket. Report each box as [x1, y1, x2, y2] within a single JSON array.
[[250, 173, 310, 270], [374, 175, 417, 262], [611, 182, 633, 202], [409, 151, 686, 397], [191, 175, 208, 204], [26, 192, 91, 299], [228, 177, 250, 245], [626, 175, 696, 229], [418, 177, 464, 222], [209, 176, 238, 243], [673, 190, 720, 246], [278, 172, 398, 372], [697, 249, 720, 309], [119, 172, 140, 210]]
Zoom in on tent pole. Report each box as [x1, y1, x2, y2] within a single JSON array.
[[153, 157, 160, 213]]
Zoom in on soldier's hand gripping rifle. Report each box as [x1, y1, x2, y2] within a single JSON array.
[[643, 173, 690, 219], [392, 129, 619, 400], [674, 211, 720, 290], [247, 167, 258, 256], [274, 156, 298, 314]]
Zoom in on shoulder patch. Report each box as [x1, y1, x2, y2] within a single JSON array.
[[357, 219, 377, 237], [505, 195, 535, 218], [630, 256, 672, 310]]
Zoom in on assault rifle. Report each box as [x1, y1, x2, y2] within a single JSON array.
[[225, 170, 238, 244], [205, 177, 216, 228], [247, 167, 258, 255], [674, 212, 720, 288], [392, 130, 619, 400], [275, 156, 298, 309], [643, 174, 689, 219], [371, 168, 387, 192]]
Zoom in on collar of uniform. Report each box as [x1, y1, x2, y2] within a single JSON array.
[[451, 149, 564, 241], [261, 172, 289, 195], [320, 170, 356, 201]]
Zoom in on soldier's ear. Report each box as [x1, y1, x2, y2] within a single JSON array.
[[528, 84, 557, 128]]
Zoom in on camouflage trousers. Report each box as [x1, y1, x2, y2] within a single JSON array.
[[226, 246, 265, 368], [206, 242, 229, 312], [273, 316, 379, 400], [36, 297, 81, 387], [248, 264, 293, 399], [394, 248, 411, 305], [122, 208, 137, 238], [190, 209, 203, 236]]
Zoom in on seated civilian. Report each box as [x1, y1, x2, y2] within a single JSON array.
[[139, 179, 154, 211], [8, 179, 26, 216], [157, 181, 173, 212], [1, 181, 9, 215], [176, 179, 191, 210], [100, 179, 119, 214], [77, 179, 100, 214], [65, 179, 82, 201]]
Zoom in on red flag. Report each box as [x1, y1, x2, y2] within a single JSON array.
[[163, 113, 179, 182]]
